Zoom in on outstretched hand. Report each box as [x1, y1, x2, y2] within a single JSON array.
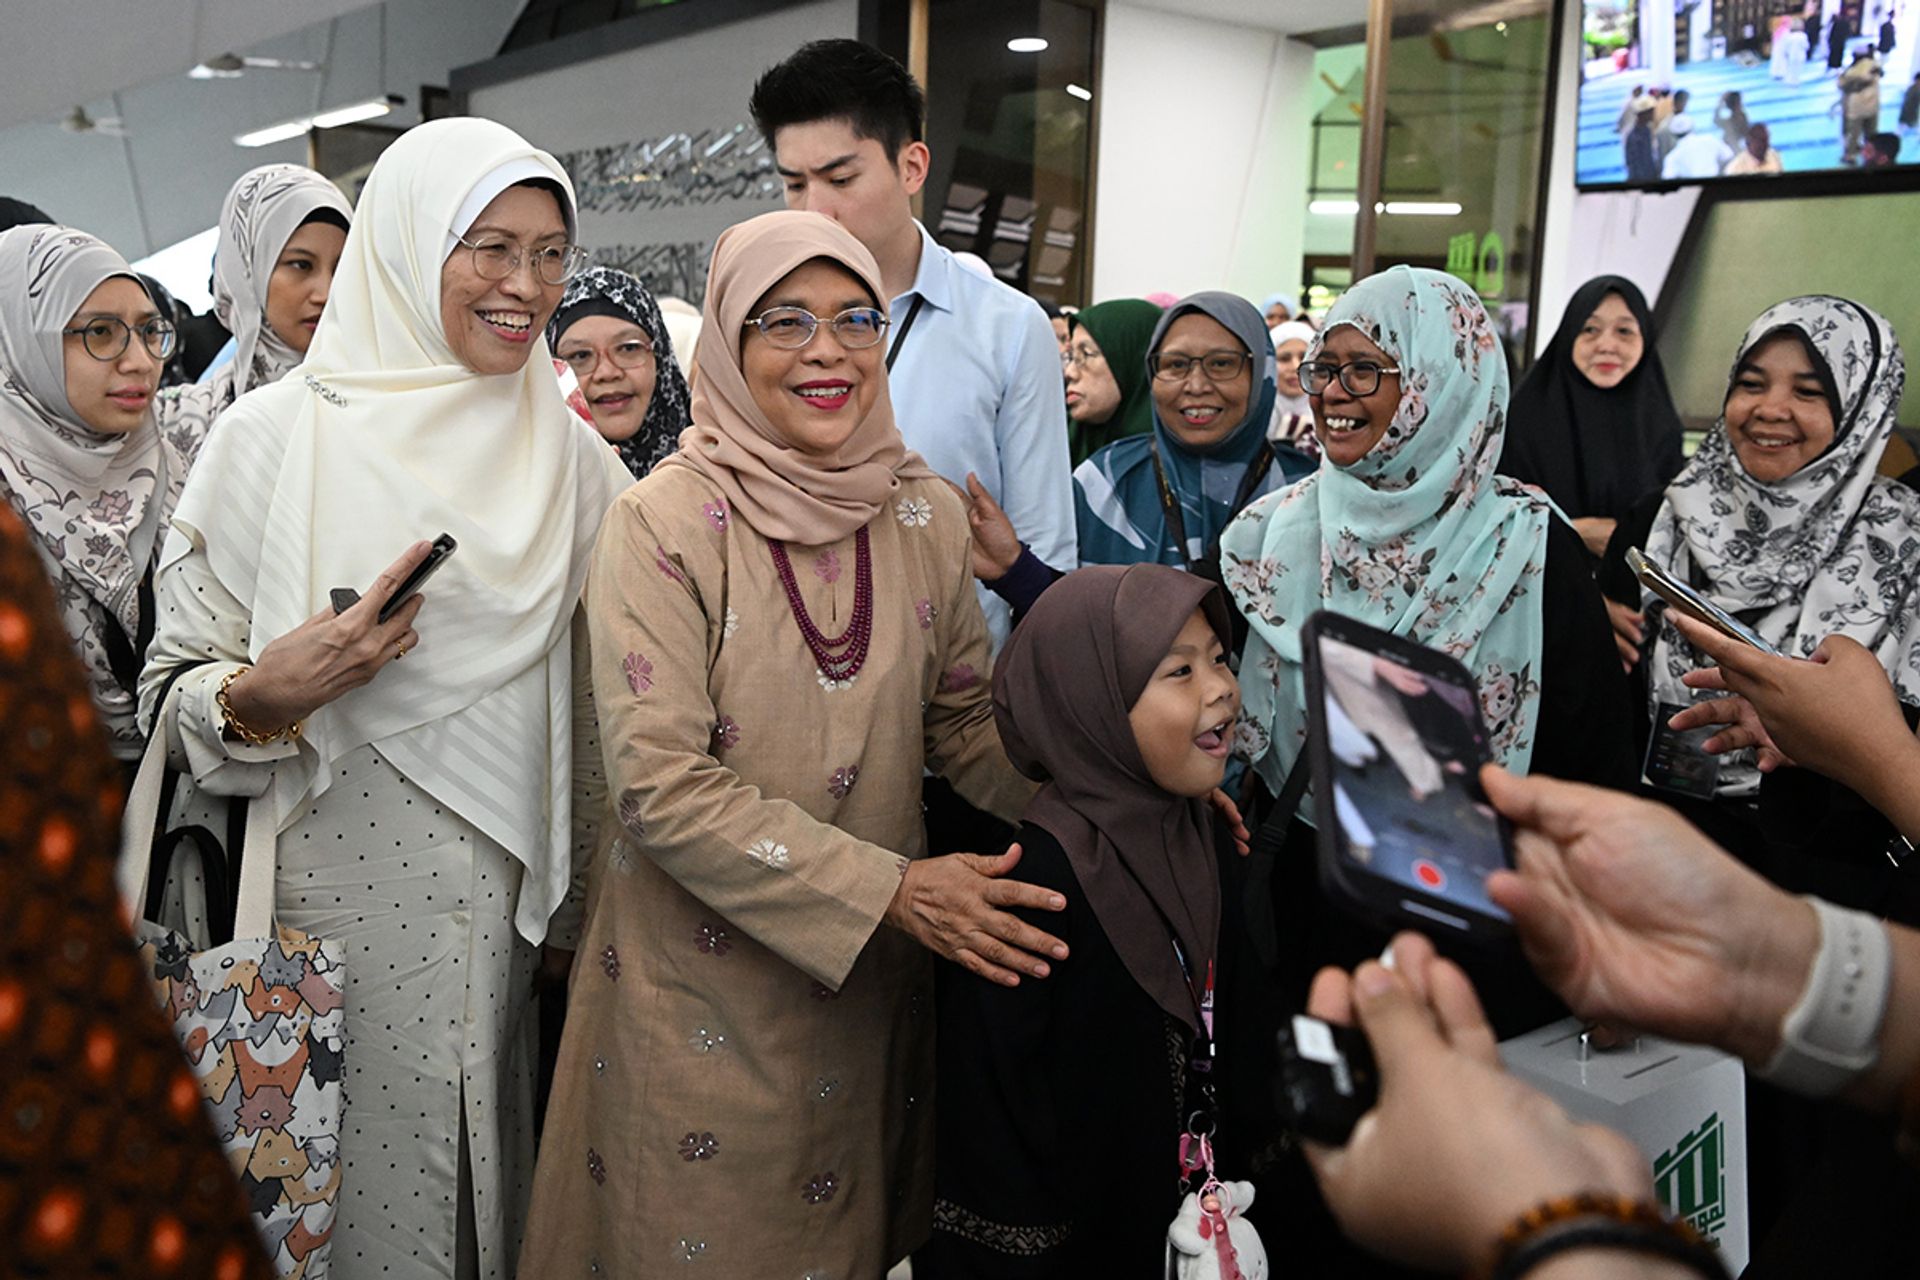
[[886, 844, 1069, 986]]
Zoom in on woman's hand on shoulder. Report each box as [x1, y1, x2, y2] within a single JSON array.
[[885, 843, 1069, 986], [225, 541, 432, 734]]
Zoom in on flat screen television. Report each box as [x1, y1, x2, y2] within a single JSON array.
[[1576, 1, 1920, 187]]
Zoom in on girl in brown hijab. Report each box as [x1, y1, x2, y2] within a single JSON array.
[[920, 563, 1249, 1277], [520, 210, 1048, 1277]]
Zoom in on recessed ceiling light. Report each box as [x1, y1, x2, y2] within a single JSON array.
[[1066, 83, 1092, 101], [1008, 37, 1049, 53]]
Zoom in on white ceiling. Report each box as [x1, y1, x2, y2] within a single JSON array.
[[0, 0, 524, 257], [0, 0, 381, 131]]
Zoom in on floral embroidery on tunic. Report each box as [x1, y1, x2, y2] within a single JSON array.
[[814, 1076, 840, 1100], [915, 598, 936, 630], [827, 765, 859, 799], [712, 714, 740, 750], [801, 1172, 839, 1204], [722, 606, 739, 639], [937, 663, 979, 693], [695, 923, 731, 956], [623, 653, 654, 695], [814, 548, 841, 584], [702, 499, 728, 532], [816, 671, 856, 693], [687, 1026, 727, 1053], [895, 497, 933, 528], [745, 838, 790, 870], [676, 1238, 707, 1262], [587, 1148, 607, 1186], [600, 946, 621, 980], [655, 546, 686, 584], [679, 1131, 719, 1161]]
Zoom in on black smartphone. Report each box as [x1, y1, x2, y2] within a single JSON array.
[[1301, 610, 1514, 943], [1274, 1013, 1379, 1146], [378, 533, 458, 624]]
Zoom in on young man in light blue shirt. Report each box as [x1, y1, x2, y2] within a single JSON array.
[[750, 39, 1076, 650]]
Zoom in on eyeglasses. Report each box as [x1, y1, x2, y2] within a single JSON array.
[[741, 306, 889, 351], [61, 316, 178, 363], [451, 231, 589, 286], [1062, 345, 1105, 370], [1150, 349, 1252, 383], [560, 337, 655, 374], [1299, 359, 1402, 397]]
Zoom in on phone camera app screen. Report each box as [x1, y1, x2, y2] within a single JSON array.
[[1319, 636, 1509, 920]]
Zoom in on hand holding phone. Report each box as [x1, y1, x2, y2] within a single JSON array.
[[1301, 611, 1515, 944], [1626, 547, 1778, 655]]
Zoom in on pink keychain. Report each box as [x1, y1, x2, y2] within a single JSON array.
[[1165, 1127, 1267, 1278]]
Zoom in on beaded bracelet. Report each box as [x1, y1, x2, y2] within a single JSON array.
[[216, 666, 303, 747], [1481, 1192, 1728, 1280]]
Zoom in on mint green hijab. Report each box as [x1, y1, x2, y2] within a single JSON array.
[[1218, 266, 1553, 805]]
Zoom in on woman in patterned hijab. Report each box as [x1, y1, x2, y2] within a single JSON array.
[[1621, 295, 1918, 799], [545, 265, 693, 477]]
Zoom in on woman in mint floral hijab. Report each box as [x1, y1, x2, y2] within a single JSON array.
[[1214, 265, 1632, 1043]]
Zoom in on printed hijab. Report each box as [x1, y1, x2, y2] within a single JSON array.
[[545, 265, 693, 478], [1503, 276, 1685, 520], [1068, 298, 1162, 465], [153, 165, 352, 451], [663, 210, 933, 547], [1219, 266, 1554, 804], [1643, 295, 1919, 793], [1074, 290, 1303, 568], [0, 224, 190, 758], [167, 118, 631, 941], [993, 563, 1228, 1031]]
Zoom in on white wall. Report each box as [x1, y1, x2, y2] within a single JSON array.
[[1536, 0, 1701, 352], [1092, 2, 1313, 304], [467, 0, 857, 303]]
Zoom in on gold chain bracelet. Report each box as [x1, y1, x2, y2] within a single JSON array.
[[216, 666, 304, 746]]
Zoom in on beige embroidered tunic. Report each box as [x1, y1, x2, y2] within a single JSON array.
[[520, 466, 1031, 1277]]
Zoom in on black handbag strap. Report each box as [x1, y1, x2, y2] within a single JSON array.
[[885, 294, 927, 374], [100, 559, 157, 698], [141, 659, 247, 946], [1241, 749, 1311, 973]]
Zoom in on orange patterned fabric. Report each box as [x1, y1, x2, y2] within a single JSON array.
[[0, 502, 270, 1280]]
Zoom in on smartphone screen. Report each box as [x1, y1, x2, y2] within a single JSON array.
[[1309, 624, 1511, 935]]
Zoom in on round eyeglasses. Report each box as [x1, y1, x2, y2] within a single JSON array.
[[560, 337, 655, 374], [1150, 350, 1252, 383], [61, 316, 178, 363], [742, 306, 889, 351], [1298, 359, 1402, 397], [451, 232, 589, 286]]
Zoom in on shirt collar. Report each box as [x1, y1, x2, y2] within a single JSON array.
[[895, 220, 955, 314]]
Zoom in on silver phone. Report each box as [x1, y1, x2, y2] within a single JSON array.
[[1626, 546, 1779, 656]]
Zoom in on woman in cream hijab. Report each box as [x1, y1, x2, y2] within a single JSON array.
[[139, 118, 629, 1278], [521, 210, 1048, 1277]]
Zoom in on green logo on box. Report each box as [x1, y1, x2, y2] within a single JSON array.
[[1654, 1112, 1726, 1245]]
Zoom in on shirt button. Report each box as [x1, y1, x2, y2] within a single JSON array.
[[464, 1011, 478, 1027], [451, 911, 469, 925]]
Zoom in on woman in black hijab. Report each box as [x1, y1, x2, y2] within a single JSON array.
[[1502, 276, 1686, 558]]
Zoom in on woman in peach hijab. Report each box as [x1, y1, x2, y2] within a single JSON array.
[[520, 210, 1049, 1276]]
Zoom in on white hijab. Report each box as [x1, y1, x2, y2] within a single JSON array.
[[0, 224, 186, 759], [1268, 318, 1317, 451], [165, 118, 632, 941]]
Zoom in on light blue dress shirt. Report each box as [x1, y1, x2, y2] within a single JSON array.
[[886, 223, 1077, 649]]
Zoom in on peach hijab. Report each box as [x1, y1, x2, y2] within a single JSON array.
[[667, 210, 933, 546]]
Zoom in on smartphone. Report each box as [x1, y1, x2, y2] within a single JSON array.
[[1626, 547, 1779, 656], [1274, 1013, 1379, 1146], [1301, 610, 1514, 944], [378, 533, 458, 624]]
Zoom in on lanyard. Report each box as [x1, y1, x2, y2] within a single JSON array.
[[885, 294, 927, 374], [1148, 438, 1274, 572]]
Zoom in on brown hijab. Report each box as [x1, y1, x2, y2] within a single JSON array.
[[666, 209, 934, 546], [991, 564, 1227, 1032]]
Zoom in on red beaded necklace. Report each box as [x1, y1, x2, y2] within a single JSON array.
[[768, 528, 873, 682]]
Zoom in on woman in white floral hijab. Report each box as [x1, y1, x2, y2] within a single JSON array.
[[0, 223, 185, 763]]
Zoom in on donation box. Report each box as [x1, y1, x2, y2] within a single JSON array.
[[1501, 1019, 1749, 1275]]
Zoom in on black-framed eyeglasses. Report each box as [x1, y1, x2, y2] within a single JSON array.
[[741, 306, 889, 351], [559, 336, 655, 373], [61, 316, 178, 363], [1062, 345, 1105, 370], [1150, 349, 1252, 383], [450, 231, 589, 286], [1299, 359, 1402, 397]]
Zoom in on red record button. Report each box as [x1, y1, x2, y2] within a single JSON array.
[[1413, 859, 1445, 891]]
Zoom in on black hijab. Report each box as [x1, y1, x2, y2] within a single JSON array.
[[1503, 275, 1685, 521]]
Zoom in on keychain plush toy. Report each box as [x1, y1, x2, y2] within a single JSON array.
[[1166, 1180, 1267, 1279]]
